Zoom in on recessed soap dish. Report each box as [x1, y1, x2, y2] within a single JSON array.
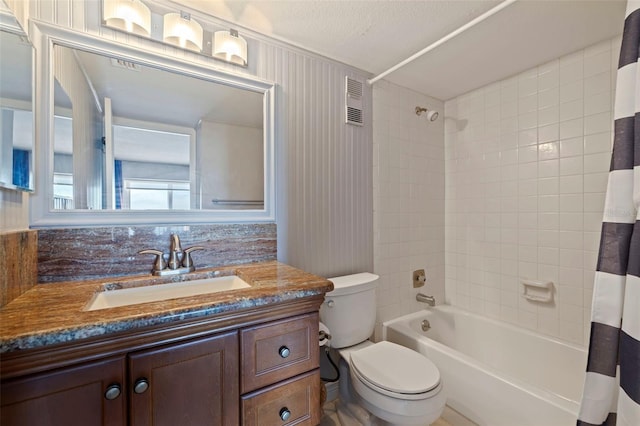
[[522, 279, 554, 303]]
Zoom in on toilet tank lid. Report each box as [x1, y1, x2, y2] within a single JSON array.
[[327, 273, 379, 296]]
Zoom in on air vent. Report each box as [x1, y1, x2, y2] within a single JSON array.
[[347, 77, 363, 98], [345, 76, 363, 126], [347, 107, 362, 125], [110, 58, 141, 72]]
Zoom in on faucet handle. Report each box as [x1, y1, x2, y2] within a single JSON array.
[[138, 249, 167, 273], [182, 246, 205, 268]]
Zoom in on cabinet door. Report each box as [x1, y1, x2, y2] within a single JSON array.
[[128, 331, 239, 426], [1, 356, 126, 426]]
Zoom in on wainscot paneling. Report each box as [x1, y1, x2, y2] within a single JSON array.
[[21, 0, 373, 279]]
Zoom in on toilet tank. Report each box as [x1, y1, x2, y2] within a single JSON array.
[[320, 273, 379, 349]]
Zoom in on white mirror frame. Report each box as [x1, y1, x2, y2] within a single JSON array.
[[30, 20, 275, 227]]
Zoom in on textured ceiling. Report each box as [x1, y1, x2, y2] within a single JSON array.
[[170, 0, 626, 100], [172, 0, 501, 72]]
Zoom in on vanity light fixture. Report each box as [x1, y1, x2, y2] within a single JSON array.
[[163, 12, 203, 52], [102, 0, 151, 37], [213, 29, 247, 66], [102, 2, 247, 64]]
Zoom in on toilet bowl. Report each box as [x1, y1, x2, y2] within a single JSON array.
[[337, 341, 445, 425], [321, 273, 445, 425]]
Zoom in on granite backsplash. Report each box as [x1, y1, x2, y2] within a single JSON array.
[[37, 223, 277, 283]]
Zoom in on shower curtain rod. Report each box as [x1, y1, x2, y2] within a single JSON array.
[[367, 0, 518, 85]]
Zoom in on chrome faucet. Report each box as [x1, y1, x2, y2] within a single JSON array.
[[416, 293, 436, 306], [139, 234, 204, 276], [168, 234, 182, 270]]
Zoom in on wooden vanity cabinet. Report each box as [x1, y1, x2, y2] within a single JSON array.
[[1, 303, 323, 426], [1, 331, 238, 426], [128, 331, 239, 426], [1, 357, 127, 426]]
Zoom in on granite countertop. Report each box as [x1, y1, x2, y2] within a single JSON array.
[[0, 261, 333, 354]]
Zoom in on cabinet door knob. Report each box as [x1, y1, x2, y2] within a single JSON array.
[[133, 378, 149, 394], [279, 407, 291, 421], [278, 346, 290, 358], [104, 383, 121, 400]]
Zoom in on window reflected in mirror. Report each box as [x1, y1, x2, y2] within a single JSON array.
[[113, 124, 191, 210]]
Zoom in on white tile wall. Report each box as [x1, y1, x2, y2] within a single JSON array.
[[444, 37, 621, 346], [372, 81, 445, 339]]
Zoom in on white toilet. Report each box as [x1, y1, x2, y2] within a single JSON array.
[[320, 273, 446, 425]]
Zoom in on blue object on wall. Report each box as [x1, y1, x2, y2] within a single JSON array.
[[115, 159, 123, 209], [12, 149, 30, 189]]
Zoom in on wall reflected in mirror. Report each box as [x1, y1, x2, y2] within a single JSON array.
[[0, 23, 34, 192], [51, 43, 264, 211]]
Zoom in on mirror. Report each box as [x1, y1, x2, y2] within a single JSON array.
[[32, 22, 275, 226], [0, 9, 34, 192]]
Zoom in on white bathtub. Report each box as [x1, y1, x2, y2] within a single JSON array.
[[382, 306, 587, 426]]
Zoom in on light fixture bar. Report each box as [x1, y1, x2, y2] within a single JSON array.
[[102, 1, 248, 66]]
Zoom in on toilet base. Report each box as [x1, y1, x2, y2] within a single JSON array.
[[336, 398, 378, 425], [334, 397, 440, 426], [352, 378, 444, 425]]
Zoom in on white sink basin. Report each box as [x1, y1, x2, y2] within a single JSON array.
[[85, 275, 251, 311]]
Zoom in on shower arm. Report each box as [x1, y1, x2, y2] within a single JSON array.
[[415, 106, 439, 121]]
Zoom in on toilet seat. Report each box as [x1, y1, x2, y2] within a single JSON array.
[[349, 341, 441, 400]]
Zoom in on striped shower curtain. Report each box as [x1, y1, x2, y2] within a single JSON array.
[[577, 1, 640, 425]]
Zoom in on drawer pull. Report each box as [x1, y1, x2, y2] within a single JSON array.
[[279, 407, 291, 421], [133, 378, 149, 394], [278, 346, 290, 358], [104, 383, 121, 400]]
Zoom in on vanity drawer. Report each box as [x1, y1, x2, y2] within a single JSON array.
[[240, 312, 319, 393], [241, 369, 321, 426]]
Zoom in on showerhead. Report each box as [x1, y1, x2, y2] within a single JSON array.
[[415, 106, 439, 121]]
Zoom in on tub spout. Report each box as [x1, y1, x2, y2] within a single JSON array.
[[416, 293, 436, 306]]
